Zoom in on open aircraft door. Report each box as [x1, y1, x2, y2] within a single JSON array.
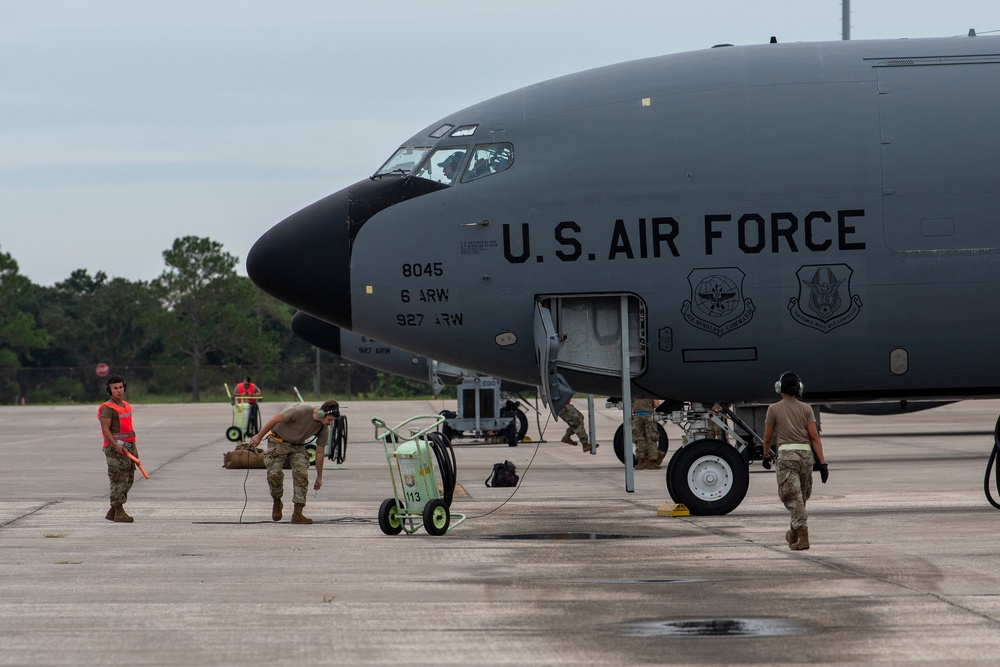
[[535, 294, 647, 490], [533, 301, 574, 416]]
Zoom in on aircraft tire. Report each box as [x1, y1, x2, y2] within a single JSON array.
[[668, 439, 748, 516], [613, 424, 669, 466], [515, 410, 528, 442], [665, 445, 681, 502]]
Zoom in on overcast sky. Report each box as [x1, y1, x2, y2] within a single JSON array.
[[2, 1, 998, 287]]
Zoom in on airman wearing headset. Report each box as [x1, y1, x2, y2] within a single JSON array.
[[98, 375, 138, 523], [762, 372, 828, 550], [248, 400, 339, 525]]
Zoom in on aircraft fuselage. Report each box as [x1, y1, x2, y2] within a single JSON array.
[[249, 36, 1000, 406]]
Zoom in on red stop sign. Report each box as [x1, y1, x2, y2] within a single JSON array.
[[96, 363, 109, 377]]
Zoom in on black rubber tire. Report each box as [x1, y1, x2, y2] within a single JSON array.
[[422, 498, 450, 536], [668, 439, 749, 516], [225, 426, 242, 442], [665, 445, 682, 502], [378, 498, 404, 535], [613, 423, 669, 465], [515, 409, 529, 441]]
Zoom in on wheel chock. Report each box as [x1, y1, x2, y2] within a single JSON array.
[[657, 502, 690, 517]]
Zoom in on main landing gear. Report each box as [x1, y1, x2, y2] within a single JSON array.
[[662, 403, 760, 516]]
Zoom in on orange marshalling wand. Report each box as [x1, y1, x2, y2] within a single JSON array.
[[122, 450, 149, 479]]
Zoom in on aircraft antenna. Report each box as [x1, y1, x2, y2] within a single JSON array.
[[842, 0, 850, 40]]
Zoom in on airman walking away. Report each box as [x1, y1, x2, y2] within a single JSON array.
[[762, 372, 829, 550]]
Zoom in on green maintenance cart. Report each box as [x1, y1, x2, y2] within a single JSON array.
[[374, 414, 464, 536], [223, 383, 261, 444]]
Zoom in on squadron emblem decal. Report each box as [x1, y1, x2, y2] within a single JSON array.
[[788, 264, 863, 333], [681, 268, 755, 336]]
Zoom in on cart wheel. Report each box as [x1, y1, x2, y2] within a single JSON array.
[[378, 498, 404, 535], [225, 426, 242, 442], [305, 444, 317, 466], [422, 499, 450, 536]]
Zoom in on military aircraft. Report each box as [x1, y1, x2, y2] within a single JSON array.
[[249, 34, 1000, 515]]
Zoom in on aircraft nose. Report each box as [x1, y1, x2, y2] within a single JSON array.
[[247, 190, 353, 330]]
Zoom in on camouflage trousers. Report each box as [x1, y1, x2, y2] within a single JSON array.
[[559, 404, 589, 446], [776, 449, 814, 530], [104, 446, 135, 507], [265, 439, 310, 506], [632, 415, 659, 461]]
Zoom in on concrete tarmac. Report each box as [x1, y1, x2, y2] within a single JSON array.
[[3, 397, 1000, 666]]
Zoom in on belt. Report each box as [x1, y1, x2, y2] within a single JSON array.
[[268, 435, 305, 446], [778, 443, 812, 452], [633, 411, 651, 416]]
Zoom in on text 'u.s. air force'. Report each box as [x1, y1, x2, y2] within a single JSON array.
[[501, 210, 866, 263]]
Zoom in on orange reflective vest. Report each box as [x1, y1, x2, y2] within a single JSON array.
[[99, 400, 135, 448], [235, 382, 258, 403]]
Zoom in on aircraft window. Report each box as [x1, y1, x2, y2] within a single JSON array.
[[373, 147, 431, 177], [461, 143, 514, 183], [429, 124, 454, 138], [449, 124, 478, 137], [412, 147, 469, 186]]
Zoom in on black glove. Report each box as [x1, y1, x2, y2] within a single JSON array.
[[814, 462, 829, 483], [761, 451, 774, 470]]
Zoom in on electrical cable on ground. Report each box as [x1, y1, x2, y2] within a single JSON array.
[[985, 414, 1000, 510]]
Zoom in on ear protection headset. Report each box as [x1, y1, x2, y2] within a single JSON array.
[[775, 371, 804, 396], [316, 407, 339, 418], [105, 377, 127, 396]]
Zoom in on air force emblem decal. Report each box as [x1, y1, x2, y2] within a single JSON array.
[[789, 264, 863, 333], [682, 267, 755, 336]]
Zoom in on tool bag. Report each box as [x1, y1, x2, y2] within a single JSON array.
[[485, 460, 518, 487], [223, 446, 266, 469]]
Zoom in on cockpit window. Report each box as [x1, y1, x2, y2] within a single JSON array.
[[412, 147, 468, 186], [449, 124, 478, 137], [373, 147, 431, 177], [461, 143, 514, 183], [429, 124, 454, 138]]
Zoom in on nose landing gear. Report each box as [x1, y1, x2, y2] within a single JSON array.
[[662, 403, 760, 516]]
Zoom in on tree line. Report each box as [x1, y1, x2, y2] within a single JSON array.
[[0, 236, 426, 404]]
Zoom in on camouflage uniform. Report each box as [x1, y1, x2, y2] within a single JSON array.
[[265, 439, 310, 505], [104, 446, 135, 507], [776, 448, 813, 530], [559, 402, 591, 450], [631, 398, 660, 464]]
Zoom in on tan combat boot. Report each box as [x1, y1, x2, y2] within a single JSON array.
[[272, 498, 283, 522], [562, 432, 576, 445], [785, 527, 799, 548], [291, 503, 313, 524], [113, 506, 134, 523], [655, 449, 667, 466], [791, 525, 810, 550], [105, 506, 115, 521]]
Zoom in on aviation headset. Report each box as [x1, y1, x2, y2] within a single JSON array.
[[775, 371, 804, 396], [105, 376, 127, 396], [316, 401, 340, 419]]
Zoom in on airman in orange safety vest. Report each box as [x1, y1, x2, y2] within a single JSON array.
[[98, 375, 139, 523]]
